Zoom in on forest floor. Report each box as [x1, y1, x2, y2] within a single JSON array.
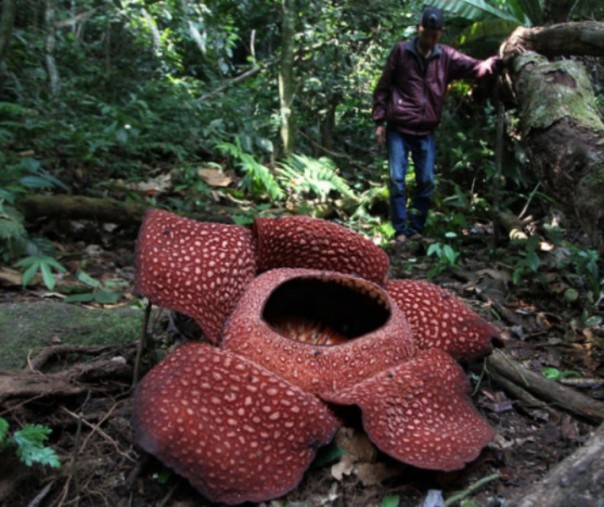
[[0, 217, 603, 507]]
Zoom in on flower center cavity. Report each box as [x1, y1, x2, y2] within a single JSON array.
[[262, 276, 391, 346]]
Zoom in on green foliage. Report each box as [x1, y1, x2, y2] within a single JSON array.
[[427, 233, 462, 277], [153, 469, 173, 485], [218, 140, 284, 201], [541, 367, 581, 381], [380, 495, 400, 507], [14, 255, 68, 290], [63, 271, 125, 305], [311, 441, 347, 468], [277, 155, 356, 215], [0, 417, 61, 469], [0, 157, 67, 262], [559, 245, 601, 297], [510, 236, 541, 285]]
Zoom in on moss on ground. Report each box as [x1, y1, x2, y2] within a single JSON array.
[[0, 302, 145, 370]]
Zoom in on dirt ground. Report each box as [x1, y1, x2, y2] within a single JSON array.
[[0, 222, 603, 507]]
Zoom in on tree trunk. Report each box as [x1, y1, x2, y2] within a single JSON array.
[[44, 0, 60, 94], [278, 0, 296, 157], [544, 0, 577, 23], [509, 422, 604, 507], [319, 93, 341, 153], [502, 22, 604, 57], [502, 23, 604, 253]]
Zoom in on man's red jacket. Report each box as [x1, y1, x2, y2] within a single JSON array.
[[373, 38, 495, 136]]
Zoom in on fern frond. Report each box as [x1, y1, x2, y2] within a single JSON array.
[[277, 155, 356, 202]]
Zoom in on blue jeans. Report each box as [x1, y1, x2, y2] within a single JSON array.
[[387, 129, 436, 237]]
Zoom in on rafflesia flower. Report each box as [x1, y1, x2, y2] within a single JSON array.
[[133, 209, 498, 505]]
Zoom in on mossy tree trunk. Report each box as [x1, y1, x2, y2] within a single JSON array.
[[278, 0, 296, 157], [502, 23, 604, 253]]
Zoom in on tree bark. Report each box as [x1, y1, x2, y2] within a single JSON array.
[[501, 26, 604, 252], [502, 22, 604, 58], [278, 0, 296, 157], [44, 0, 60, 94], [18, 194, 148, 225], [509, 422, 604, 507], [16, 194, 240, 225]]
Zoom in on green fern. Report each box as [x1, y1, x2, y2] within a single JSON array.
[[277, 154, 356, 202], [0, 417, 61, 469], [218, 140, 284, 201]]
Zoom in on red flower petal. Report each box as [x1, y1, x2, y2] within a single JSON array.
[[222, 268, 415, 394], [321, 348, 495, 471], [133, 342, 339, 505], [253, 216, 389, 285], [135, 209, 257, 342], [386, 280, 498, 360]]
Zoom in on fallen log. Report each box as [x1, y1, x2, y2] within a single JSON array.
[[18, 194, 147, 225], [0, 344, 135, 402], [16, 194, 241, 225]]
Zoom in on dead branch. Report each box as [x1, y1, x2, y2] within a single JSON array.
[[199, 60, 275, 101], [487, 349, 604, 423], [25, 344, 116, 372], [0, 359, 132, 402]]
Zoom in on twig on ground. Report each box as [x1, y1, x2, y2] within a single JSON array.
[[445, 473, 501, 506], [61, 406, 136, 463], [27, 482, 54, 507]]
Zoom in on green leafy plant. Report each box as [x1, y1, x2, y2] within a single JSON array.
[[0, 417, 61, 469], [427, 233, 461, 277], [63, 271, 125, 305], [15, 255, 67, 291], [0, 157, 68, 263], [381, 495, 400, 507], [311, 440, 347, 468], [542, 367, 581, 382], [510, 236, 541, 285], [277, 154, 356, 212], [218, 140, 284, 201]]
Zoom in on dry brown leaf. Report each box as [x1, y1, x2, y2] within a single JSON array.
[[334, 426, 378, 462], [198, 167, 232, 187], [0, 267, 23, 287], [330, 454, 355, 480], [354, 462, 403, 486]]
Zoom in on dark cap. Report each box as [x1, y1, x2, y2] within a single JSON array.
[[420, 7, 444, 29]]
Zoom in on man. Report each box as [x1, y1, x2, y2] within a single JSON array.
[[373, 7, 501, 244]]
